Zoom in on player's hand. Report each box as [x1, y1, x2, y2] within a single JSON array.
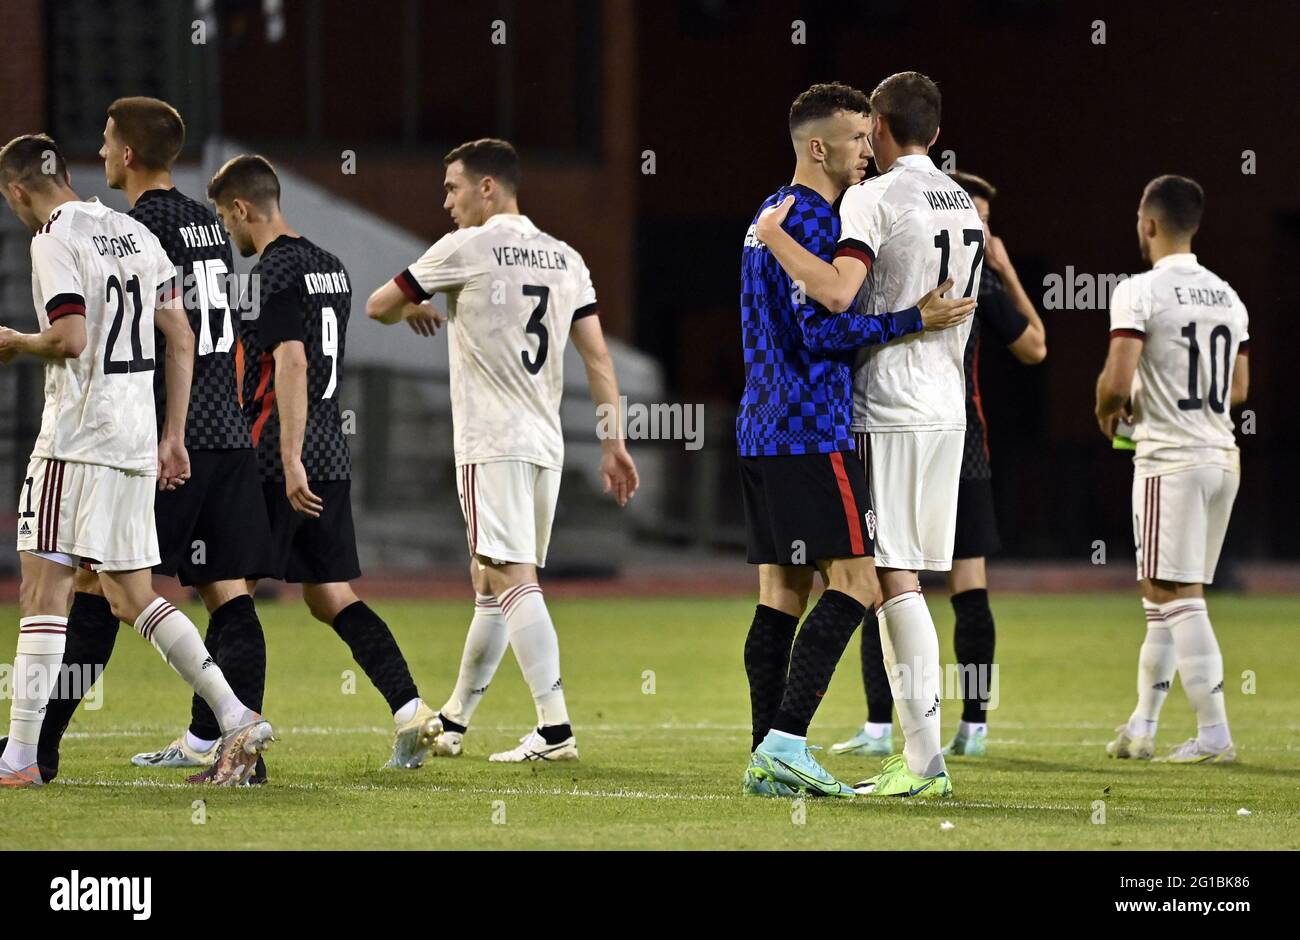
[[284, 459, 324, 518], [405, 303, 446, 338], [917, 279, 976, 331], [1096, 407, 1130, 441], [157, 437, 191, 491], [0, 327, 20, 363], [755, 195, 795, 244], [600, 444, 639, 508], [985, 233, 1012, 275]]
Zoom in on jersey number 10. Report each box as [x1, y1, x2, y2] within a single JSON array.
[[1178, 322, 1232, 414]]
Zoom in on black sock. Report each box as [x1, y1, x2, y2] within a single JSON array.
[[38, 592, 120, 780], [771, 590, 865, 739], [743, 605, 800, 751], [952, 588, 996, 724], [440, 713, 468, 734], [859, 606, 895, 725], [331, 601, 419, 713], [190, 595, 267, 741], [539, 723, 572, 744]]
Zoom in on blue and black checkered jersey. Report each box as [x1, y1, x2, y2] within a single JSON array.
[[736, 184, 923, 456]]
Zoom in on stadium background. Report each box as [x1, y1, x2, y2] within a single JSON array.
[[1, 0, 1297, 592]]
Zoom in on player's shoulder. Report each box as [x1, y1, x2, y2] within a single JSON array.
[[843, 170, 906, 213], [128, 186, 213, 228]]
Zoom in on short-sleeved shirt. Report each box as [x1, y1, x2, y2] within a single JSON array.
[[394, 213, 599, 470], [28, 199, 174, 472], [239, 234, 352, 482], [736, 184, 923, 456], [961, 267, 1030, 479], [836, 154, 983, 433], [129, 187, 251, 451], [1108, 253, 1249, 476]]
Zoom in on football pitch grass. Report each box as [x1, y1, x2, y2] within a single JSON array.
[[3, 592, 1298, 850]]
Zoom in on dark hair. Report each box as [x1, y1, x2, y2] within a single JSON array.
[[207, 154, 281, 209], [869, 71, 941, 148], [0, 133, 70, 189], [444, 138, 520, 192], [789, 82, 871, 134], [948, 170, 997, 202], [1141, 174, 1204, 235], [107, 96, 185, 171]]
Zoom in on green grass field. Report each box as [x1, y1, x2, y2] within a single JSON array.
[[3, 592, 1298, 850]]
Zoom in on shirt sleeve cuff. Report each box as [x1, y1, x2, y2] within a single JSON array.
[[834, 238, 876, 269], [895, 306, 923, 335], [45, 293, 86, 321], [573, 302, 600, 321], [1238, 339, 1250, 355], [395, 269, 431, 303], [1110, 328, 1146, 340]]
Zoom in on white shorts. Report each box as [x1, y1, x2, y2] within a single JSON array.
[[456, 461, 561, 567], [15, 456, 160, 572], [1132, 465, 1238, 584], [856, 430, 963, 572]]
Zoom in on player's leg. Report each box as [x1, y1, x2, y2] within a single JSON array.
[[23, 566, 120, 782], [1108, 472, 1176, 759], [748, 448, 875, 797], [858, 432, 958, 795], [0, 551, 75, 785], [747, 563, 813, 750], [432, 557, 511, 757], [1151, 466, 1238, 763], [945, 556, 994, 756], [97, 566, 273, 785], [831, 432, 894, 758]]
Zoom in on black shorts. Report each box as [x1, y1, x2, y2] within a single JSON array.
[[263, 479, 362, 584], [740, 450, 874, 566], [154, 449, 275, 587], [952, 475, 1001, 560]]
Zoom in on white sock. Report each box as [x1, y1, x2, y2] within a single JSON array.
[[135, 598, 246, 734], [498, 583, 569, 728], [879, 591, 945, 778], [393, 697, 421, 725], [1161, 598, 1230, 747], [2, 615, 68, 769], [957, 720, 987, 738], [1128, 599, 1176, 737], [441, 594, 510, 728], [863, 721, 892, 739], [185, 730, 217, 752]]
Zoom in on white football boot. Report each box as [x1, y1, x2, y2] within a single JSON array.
[[131, 733, 218, 768], [488, 728, 579, 763], [1106, 723, 1156, 760]]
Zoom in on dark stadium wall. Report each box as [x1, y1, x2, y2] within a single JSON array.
[[1, 0, 45, 142]]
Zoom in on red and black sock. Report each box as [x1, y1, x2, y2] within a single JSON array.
[[35, 591, 120, 781], [770, 590, 865, 739], [952, 588, 996, 723], [859, 606, 895, 724], [743, 604, 800, 751], [331, 601, 419, 713]]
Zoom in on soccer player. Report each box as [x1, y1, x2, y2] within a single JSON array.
[[196, 154, 441, 770], [1097, 175, 1247, 764], [10, 97, 278, 784], [365, 138, 639, 762], [833, 169, 1047, 760], [755, 72, 983, 798], [739, 83, 975, 798], [0, 134, 272, 788]]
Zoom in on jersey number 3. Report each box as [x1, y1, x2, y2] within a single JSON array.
[[521, 284, 550, 374]]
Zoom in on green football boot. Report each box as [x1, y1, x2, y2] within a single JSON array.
[[854, 754, 953, 799]]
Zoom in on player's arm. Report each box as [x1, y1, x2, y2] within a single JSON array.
[[800, 278, 974, 353], [369, 235, 469, 333], [2, 234, 88, 362], [984, 233, 1047, 363], [272, 339, 322, 518], [570, 311, 639, 508], [0, 317, 86, 362], [1095, 337, 1142, 440], [755, 195, 867, 313], [155, 296, 193, 490], [1231, 350, 1249, 407]]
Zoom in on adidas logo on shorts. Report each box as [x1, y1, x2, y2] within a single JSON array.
[[18, 521, 31, 537]]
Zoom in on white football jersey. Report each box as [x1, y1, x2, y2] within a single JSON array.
[[399, 213, 598, 469], [1108, 253, 1249, 475], [28, 200, 175, 473], [838, 154, 982, 432]]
